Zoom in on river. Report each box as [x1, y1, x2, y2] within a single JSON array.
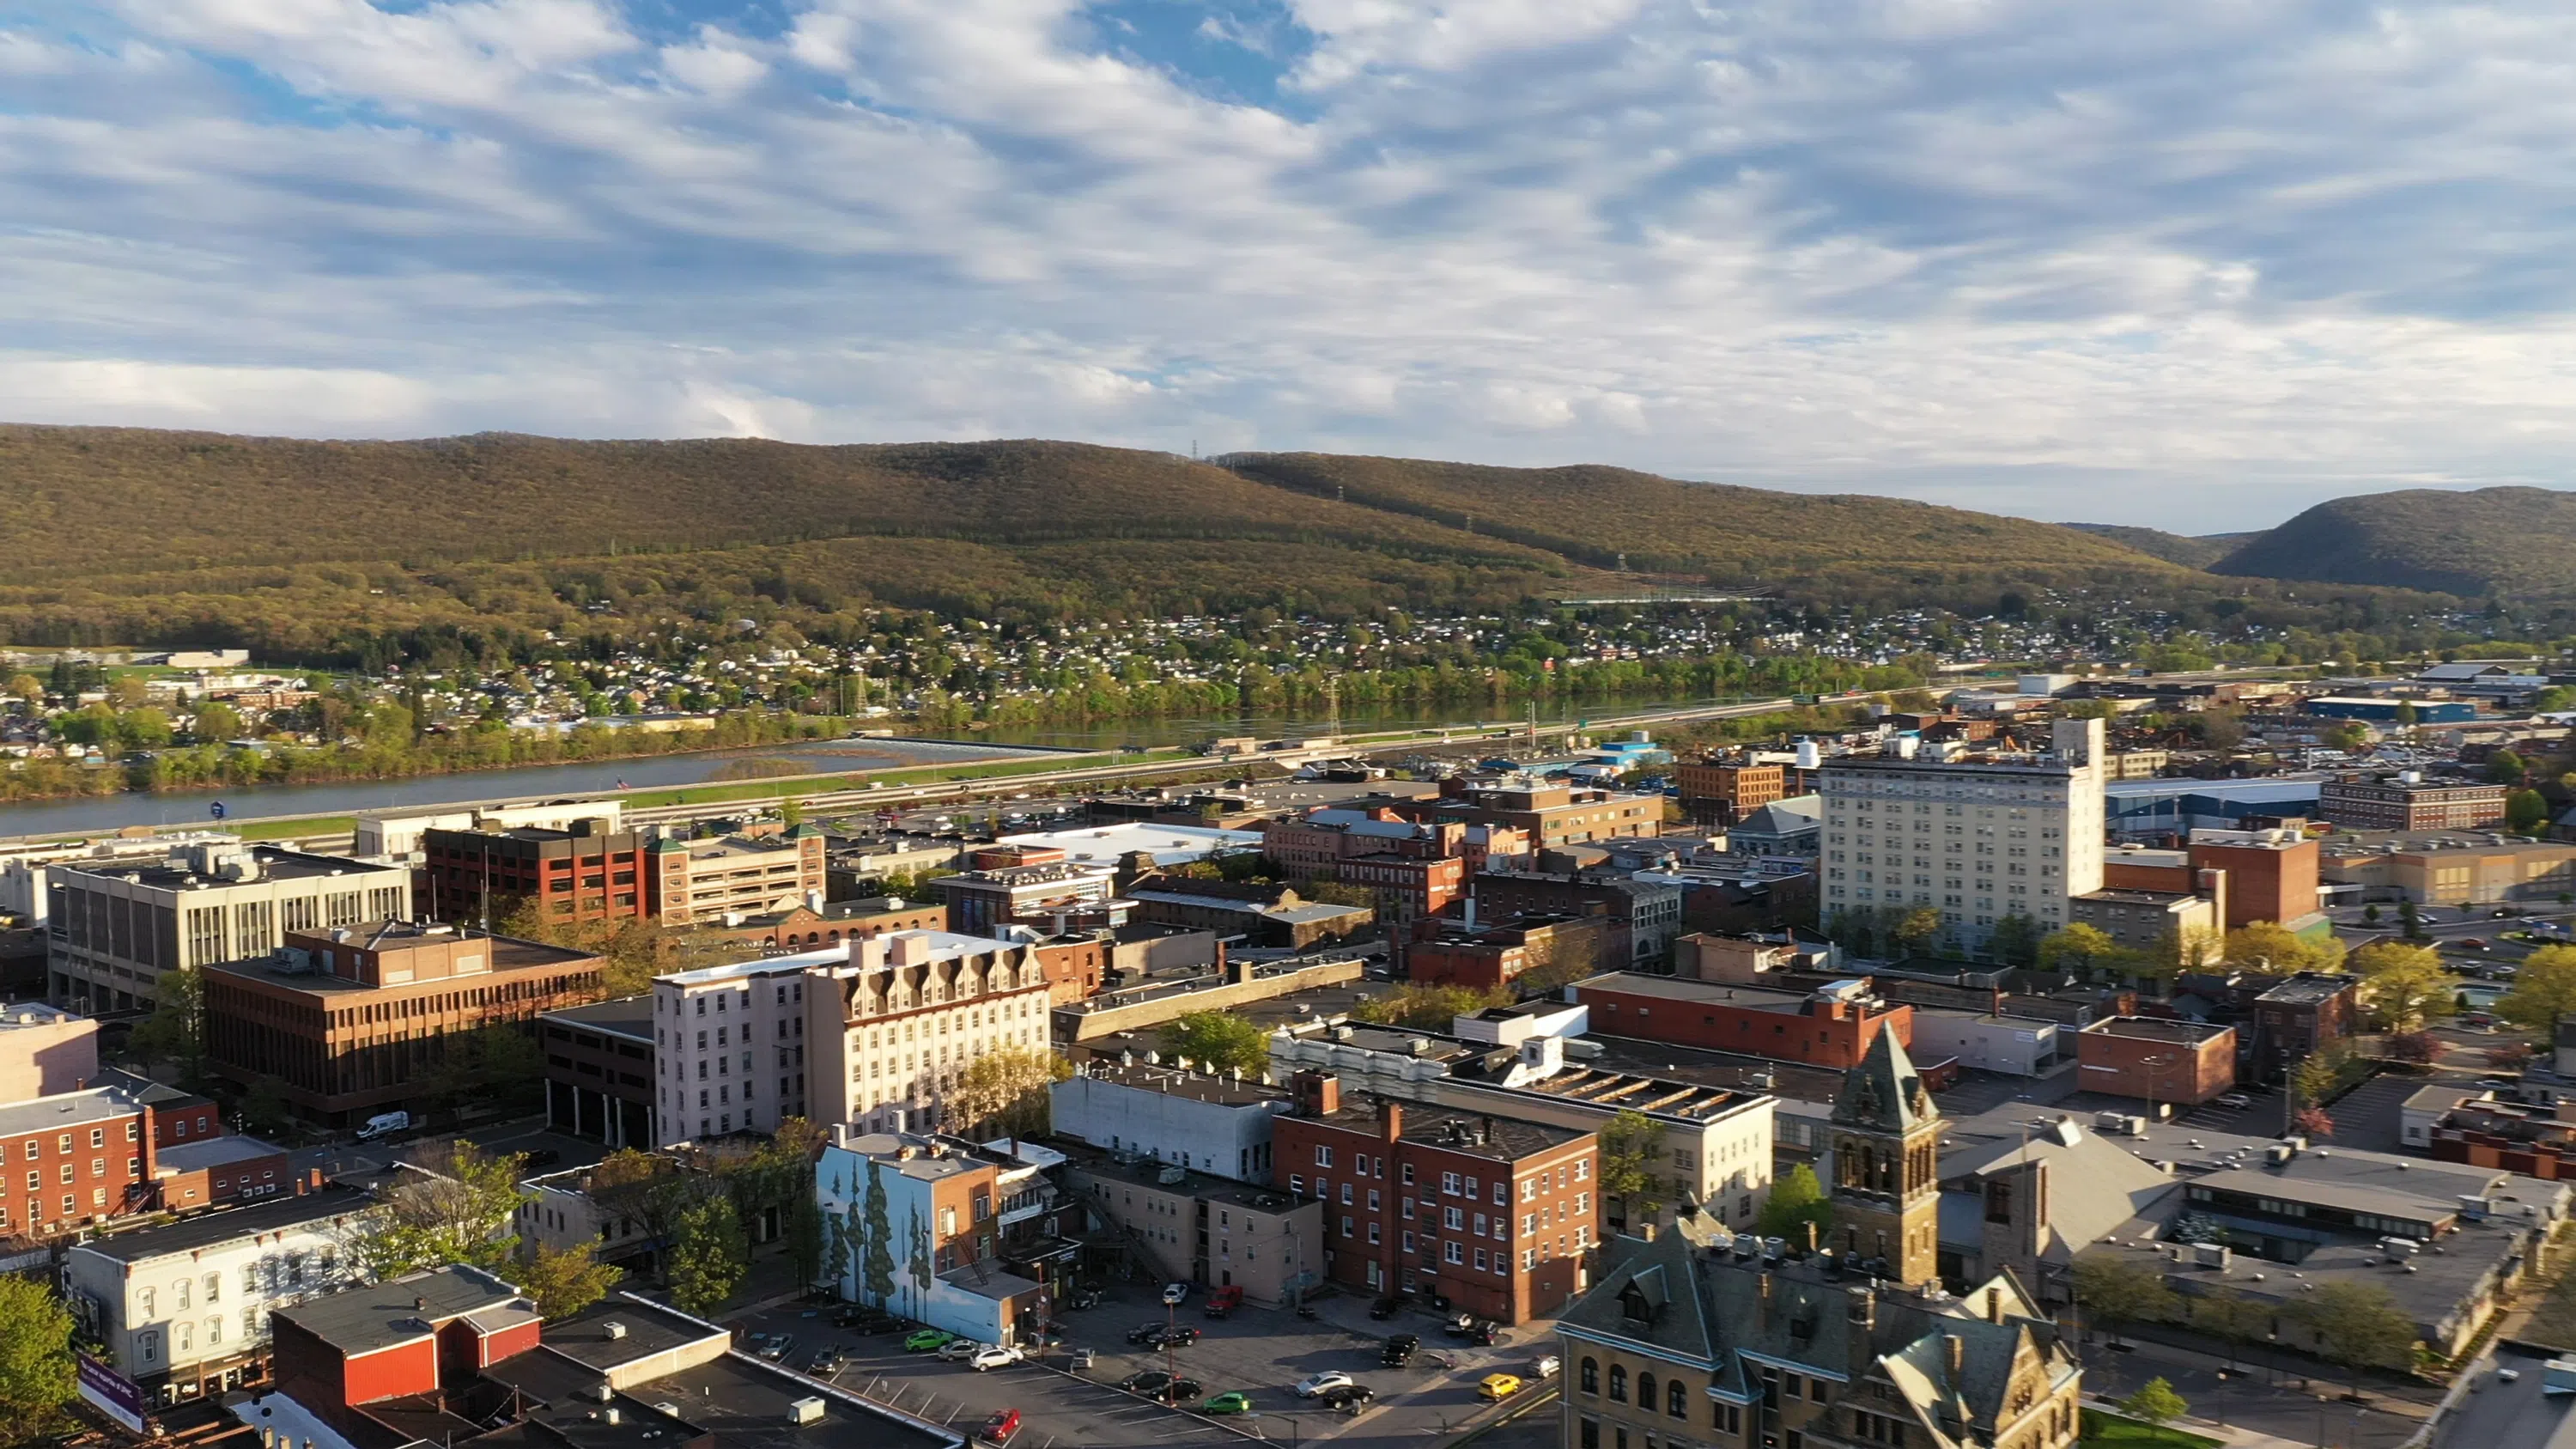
[[0, 691, 1732, 841]]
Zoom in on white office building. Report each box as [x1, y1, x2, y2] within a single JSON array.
[[1818, 717, 2106, 953], [806, 931, 1053, 1136], [651, 954, 816, 1145]]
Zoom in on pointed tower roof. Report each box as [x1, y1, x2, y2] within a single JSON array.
[[1832, 1024, 1934, 1135]]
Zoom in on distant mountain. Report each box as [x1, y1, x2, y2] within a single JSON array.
[[2060, 523, 2257, 570], [2209, 486, 2576, 597]]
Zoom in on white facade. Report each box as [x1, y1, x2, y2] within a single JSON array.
[[1905, 1010, 2063, 1077], [805, 931, 1054, 1135], [63, 1190, 372, 1403], [651, 954, 814, 1145], [1818, 717, 2106, 953], [1049, 1062, 1290, 1184]]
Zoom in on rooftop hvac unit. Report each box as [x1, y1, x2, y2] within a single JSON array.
[[605, 1321, 628, 1340], [787, 1398, 826, 1425], [2192, 1243, 2231, 1269]]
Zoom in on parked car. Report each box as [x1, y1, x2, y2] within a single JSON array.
[[1368, 1299, 1400, 1321], [2213, 1093, 2253, 1111], [1125, 1324, 1165, 1345], [805, 1350, 845, 1376], [1064, 1288, 1104, 1311], [1295, 1372, 1355, 1398], [1203, 1285, 1244, 1318], [1381, 1334, 1419, 1367], [835, 1306, 899, 1331], [1067, 1348, 1096, 1371], [1530, 1355, 1562, 1380], [1440, 1312, 1476, 1336], [1479, 1373, 1523, 1401], [939, 1338, 987, 1361], [1201, 1393, 1253, 1416], [903, 1329, 954, 1353], [1152, 1326, 1201, 1349], [1120, 1371, 1175, 1397], [1468, 1319, 1501, 1347], [1320, 1385, 1376, 1413], [969, 1346, 1025, 1372], [1161, 1282, 1191, 1306], [752, 1334, 793, 1361], [1151, 1379, 1205, 1404], [980, 1409, 1022, 1446]]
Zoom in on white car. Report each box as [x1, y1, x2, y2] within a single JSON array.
[[969, 1346, 1026, 1372], [939, 1339, 988, 1362], [1161, 1282, 1190, 1306], [1530, 1355, 1562, 1380], [1295, 1372, 1355, 1398]]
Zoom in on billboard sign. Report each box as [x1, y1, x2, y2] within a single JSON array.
[[78, 1355, 149, 1435]]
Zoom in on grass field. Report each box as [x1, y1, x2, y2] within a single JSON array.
[[2080, 1409, 2220, 1449]]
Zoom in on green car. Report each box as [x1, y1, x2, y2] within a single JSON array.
[[903, 1329, 955, 1352], [1201, 1393, 1252, 1416]]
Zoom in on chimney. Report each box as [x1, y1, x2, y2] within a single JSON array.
[[1846, 1285, 1875, 1329], [1944, 1334, 1964, 1381], [1985, 1287, 2002, 1324], [1378, 1099, 1403, 1141], [414, 1296, 428, 1312], [1639, 1221, 1656, 1244], [1758, 1272, 1773, 1327], [1477, 1115, 1493, 1147]]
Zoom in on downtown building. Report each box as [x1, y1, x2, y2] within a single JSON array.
[[1818, 719, 2106, 955]]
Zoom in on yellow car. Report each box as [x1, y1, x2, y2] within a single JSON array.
[[1478, 1373, 1522, 1402]]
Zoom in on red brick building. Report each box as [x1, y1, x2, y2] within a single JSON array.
[[1674, 760, 1784, 827], [420, 821, 648, 927], [1340, 854, 1467, 930], [0, 1087, 156, 1239], [1033, 933, 1109, 1004], [2075, 1017, 2236, 1106], [1569, 974, 1913, 1068], [1268, 1073, 1596, 1324], [1406, 913, 1610, 992], [153, 1136, 296, 1213]]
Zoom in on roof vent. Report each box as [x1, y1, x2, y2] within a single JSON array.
[[605, 1321, 628, 1340]]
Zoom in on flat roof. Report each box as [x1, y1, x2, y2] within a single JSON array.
[[2190, 1166, 2455, 1223], [72, 1185, 374, 1264], [663, 929, 1021, 988], [1574, 972, 1833, 1013], [1303, 1092, 1590, 1160], [1510, 1067, 1768, 1124], [55, 846, 398, 889], [0, 1085, 143, 1137], [2074, 888, 2197, 906], [2254, 974, 2358, 1003], [155, 1135, 284, 1172], [2083, 1016, 2233, 1044], [539, 1295, 725, 1373], [1067, 1061, 1287, 1107], [210, 929, 599, 994], [273, 1264, 523, 1355], [996, 822, 1262, 866], [543, 995, 655, 1040]]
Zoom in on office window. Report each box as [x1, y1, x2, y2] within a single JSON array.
[[1315, 1145, 1334, 1167]]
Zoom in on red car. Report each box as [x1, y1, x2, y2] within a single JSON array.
[[981, 1409, 1022, 1446]]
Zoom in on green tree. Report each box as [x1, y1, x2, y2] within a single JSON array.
[[945, 1044, 1072, 1139], [2188, 1290, 2274, 1373], [515, 1241, 624, 1319], [2221, 921, 2346, 975], [787, 1194, 826, 1289], [1350, 983, 1510, 1031], [2071, 1257, 2178, 1343], [2293, 1044, 2356, 1108], [239, 1075, 296, 1137], [2488, 750, 2528, 784], [588, 1149, 698, 1282], [2038, 923, 2120, 977], [1984, 913, 2041, 969], [2289, 1281, 2417, 1373], [1156, 1009, 1274, 1078], [2117, 1378, 2189, 1428], [2, 673, 41, 703], [1596, 1110, 1665, 1227], [1754, 1162, 1833, 1245], [0, 1275, 76, 1435], [2350, 941, 2455, 1032], [353, 1141, 530, 1280], [191, 701, 243, 740], [2508, 788, 2551, 834], [667, 1194, 750, 1317], [125, 967, 206, 1087], [1891, 907, 1942, 957], [2498, 945, 2576, 1031], [116, 707, 173, 748]]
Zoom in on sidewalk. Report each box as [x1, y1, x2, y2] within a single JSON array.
[[2093, 1330, 2435, 1418]]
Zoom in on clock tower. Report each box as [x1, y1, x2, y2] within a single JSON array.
[[1828, 1024, 1944, 1288]]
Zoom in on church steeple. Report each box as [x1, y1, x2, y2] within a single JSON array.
[[1828, 1024, 1944, 1288]]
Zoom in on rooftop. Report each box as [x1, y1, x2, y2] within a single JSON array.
[[1574, 972, 1859, 1014], [2254, 972, 2359, 1004], [155, 1135, 285, 1172], [1510, 1067, 1769, 1124], [72, 1184, 374, 1265], [276, 1264, 524, 1355], [541, 994, 656, 1040], [56, 846, 399, 890], [0, 1084, 144, 1138], [1301, 1092, 1591, 1160], [2075, 888, 2200, 906], [1066, 1059, 1289, 1107], [2189, 1166, 2460, 1224], [2083, 1016, 2233, 1044]]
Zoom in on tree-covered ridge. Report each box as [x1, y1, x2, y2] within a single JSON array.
[[2213, 485, 2576, 599]]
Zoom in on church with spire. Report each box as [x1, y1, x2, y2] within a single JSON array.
[[1554, 1022, 2085, 1449]]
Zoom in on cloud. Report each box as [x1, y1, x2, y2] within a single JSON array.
[[6, 0, 2576, 527]]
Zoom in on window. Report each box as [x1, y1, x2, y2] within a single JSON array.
[[1341, 1215, 1354, 1239], [1581, 1420, 1601, 1449], [1639, 1374, 1656, 1416], [1341, 1183, 1353, 1205], [1290, 1175, 1303, 1195], [1442, 1172, 1461, 1195], [88, 1129, 103, 1149], [1580, 1358, 1599, 1395], [1443, 1241, 1462, 1264], [1609, 1366, 1628, 1402], [1315, 1145, 1334, 1168], [1401, 1163, 1416, 1186], [1492, 1181, 1508, 1205], [1669, 1381, 1687, 1418]]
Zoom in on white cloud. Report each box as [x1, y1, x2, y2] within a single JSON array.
[[5, 0, 2576, 527]]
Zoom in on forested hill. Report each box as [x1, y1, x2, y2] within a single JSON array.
[[2210, 486, 2576, 598], [0, 423, 2227, 659], [2060, 523, 2254, 570]]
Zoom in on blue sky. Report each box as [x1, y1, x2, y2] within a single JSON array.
[[6, 1, 2576, 529]]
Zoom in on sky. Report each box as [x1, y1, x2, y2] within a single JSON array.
[[8, 1, 2576, 531]]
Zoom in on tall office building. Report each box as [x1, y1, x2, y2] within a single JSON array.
[[1818, 717, 2105, 953]]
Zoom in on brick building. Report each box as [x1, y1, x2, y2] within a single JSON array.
[[538, 995, 655, 1148], [1336, 854, 1467, 933], [203, 922, 605, 1127], [1465, 872, 1683, 970], [418, 820, 647, 928], [1674, 760, 1784, 827], [0, 1085, 156, 1239], [2319, 776, 2509, 832], [1268, 1072, 1598, 1323], [1405, 913, 1610, 992], [2251, 972, 2360, 1079], [645, 826, 829, 926], [1386, 779, 1662, 851], [2075, 1017, 2236, 1107], [1570, 974, 1914, 1069]]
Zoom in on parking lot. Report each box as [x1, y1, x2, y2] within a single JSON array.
[[728, 1281, 1558, 1448]]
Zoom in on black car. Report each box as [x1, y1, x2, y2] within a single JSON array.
[[1367, 1299, 1400, 1320], [1151, 1379, 1205, 1405], [1065, 1289, 1103, 1311], [1125, 1324, 1165, 1345], [805, 1350, 846, 1375], [1468, 1320, 1501, 1347], [1320, 1385, 1377, 1413], [1381, 1334, 1419, 1367], [1439, 1312, 1476, 1337], [1152, 1326, 1201, 1349], [1121, 1370, 1176, 1396]]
